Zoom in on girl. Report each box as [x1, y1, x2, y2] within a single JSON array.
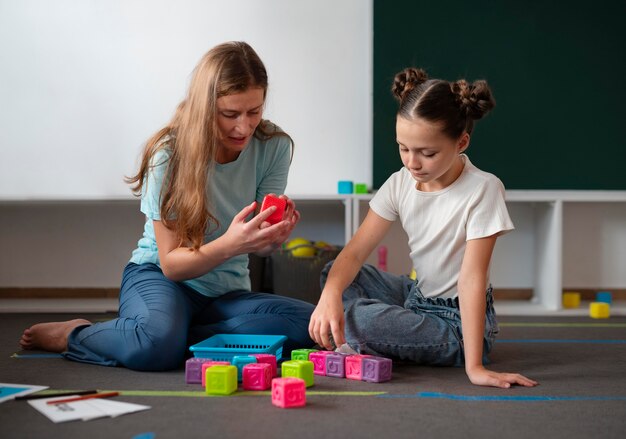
[[20, 41, 315, 371], [309, 68, 537, 388]]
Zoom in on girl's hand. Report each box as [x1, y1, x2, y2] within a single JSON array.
[[309, 291, 346, 350], [223, 201, 290, 256], [466, 365, 538, 389]]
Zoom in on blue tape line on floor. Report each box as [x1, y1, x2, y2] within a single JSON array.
[[497, 339, 626, 344], [379, 392, 626, 401]]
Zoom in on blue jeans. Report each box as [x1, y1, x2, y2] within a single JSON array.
[[321, 262, 498, 367], [64, 263, 315, 371]]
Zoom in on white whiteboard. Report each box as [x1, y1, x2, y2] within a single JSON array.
[[0, 0, 372, 200]]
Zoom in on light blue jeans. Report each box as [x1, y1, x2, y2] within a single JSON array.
[[64, 263, 315, 371], [321, 262, 498, 366]]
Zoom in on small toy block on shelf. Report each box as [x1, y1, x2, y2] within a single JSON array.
[[345, 354, 373, 380], [562, 291, 581, 309], [242, 363, 273, 390], [202, 361, 231, 387], [271, 377, 306, 408], [337, 180, 354, 194], [589, 302, 610, 319], [325, 352, 348, 378], [251, 354, 278, 377], [205, 365, 238, 395], [281, 360, 314, 387], [596, 291, 612, 304], [232, 355, 257, 382], [354, 183, 368, 194], [362, 356, 392, 383], [291, 349, 319, 361], [260, 194, 287, 225], [185, 357, 212, 384], [309, 351, 333, 376]]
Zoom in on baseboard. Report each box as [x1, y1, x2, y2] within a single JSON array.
[[0, 288, 120, 299], [2, 287, 625, 300]]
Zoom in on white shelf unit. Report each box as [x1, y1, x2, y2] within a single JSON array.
[[308, 190, 626, 315], [2, 191, 625, 315]]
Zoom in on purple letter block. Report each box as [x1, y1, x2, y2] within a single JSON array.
[[361, 356, 392, 383]]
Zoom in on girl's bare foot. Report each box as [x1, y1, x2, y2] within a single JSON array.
[[19, 319, 92, 353]]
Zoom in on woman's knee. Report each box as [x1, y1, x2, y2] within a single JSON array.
[[120, 324, 187, 371]]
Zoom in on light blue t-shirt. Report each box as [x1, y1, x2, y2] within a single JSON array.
[[129, 134, 291, 297]]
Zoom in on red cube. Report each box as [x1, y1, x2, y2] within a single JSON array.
[[242, 363, 273, 390], [271, 377, 306, 408], [345, 354, 373, 380], [260, 195, 287, 225], [251, 353, 278, 377]]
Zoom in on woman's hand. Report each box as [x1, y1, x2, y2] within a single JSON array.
[[309, 291, 346, 350], [466, 365, 538, 388], [223, 201, 290, 256], [256, 194, 300, 255]]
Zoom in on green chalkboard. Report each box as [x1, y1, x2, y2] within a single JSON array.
[[373, 0, 626, 190]]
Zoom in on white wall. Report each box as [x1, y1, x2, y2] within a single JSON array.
[[0, 0, 372, 199]]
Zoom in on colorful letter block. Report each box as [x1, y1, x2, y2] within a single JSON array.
[[242, 363, 273, 390], [205, 365, 238, 395], [185, 357, 211, 384], [362, 356, 392, 383], [309, 351, 333, 376], [260, 194, 287, 225], [325, 353, 347, 378], [271, 377, 306, 408], [291, 349, 318, 361], [251, 354, 278, 377], [562, 291, 581, 309], [281, 360, 314, 387], [354, 183, 368, 194], [590, 302, 610, 319], [596, 291, 612, 304], [337, 180, 354, 194], [232, 355, 257, 382], [202, 361, 231, 387], [345, 354, 373, 380]]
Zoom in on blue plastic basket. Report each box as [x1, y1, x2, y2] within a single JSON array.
[[189, 334, 288, 361]]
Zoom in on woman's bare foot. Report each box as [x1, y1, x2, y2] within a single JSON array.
[[19, 319, 92, 353]]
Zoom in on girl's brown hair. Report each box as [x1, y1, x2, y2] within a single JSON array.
[[126, 41, 291, 249], [392, 68, 495, 139]]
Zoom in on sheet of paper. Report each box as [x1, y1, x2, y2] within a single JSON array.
[[28, 396, 107, 423], [0, 383, 49, 403], [28, 395, 151, 423], [88, 398, 151, 417]]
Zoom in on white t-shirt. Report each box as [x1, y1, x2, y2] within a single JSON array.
[[370, 155, 514, 299]]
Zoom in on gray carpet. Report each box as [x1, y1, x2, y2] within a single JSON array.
[[1, 313, 625, 439]]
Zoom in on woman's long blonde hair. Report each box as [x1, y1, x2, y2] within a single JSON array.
[[126, 41, 291, 249]]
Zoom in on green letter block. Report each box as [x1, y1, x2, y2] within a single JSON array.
[[281, 360, 314, 387], [291, 349, 318, 361], [206, 365, 238, 395]]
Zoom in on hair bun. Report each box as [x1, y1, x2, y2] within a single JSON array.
[[451, 79, 495, 120], [392, 68, 429, 101]]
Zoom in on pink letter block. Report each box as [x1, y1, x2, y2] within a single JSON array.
[[271, 377, 306, 408], [309, 351, 333, 376], [345, 354, 372, 380], [251, 354, 278, 377], [202, 361, 231, 387], [242, 363, 273, 390], [362, 356, 392, 383]]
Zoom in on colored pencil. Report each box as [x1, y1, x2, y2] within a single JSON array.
[[15, 389, 98, 401], [46, 391, 119, 405]]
